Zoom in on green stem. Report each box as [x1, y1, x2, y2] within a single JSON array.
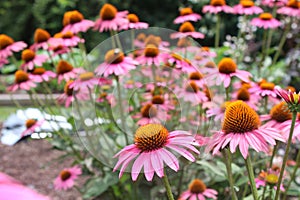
[[272, 20, 292, 65], [151, 64, 156, 84], [274, 111, 297, 200], [262, 185, 267, 200], [264, 96, 268, 114], [162, 171, 175, 200], [270, 143, 279, 168], [176, 166, 185, 198], [225, 87, 230, 101], [215, 14, 221, 48], [245, 156, 259, 200], [115, 76, 129, 145], [283, 150, 300, 200], [222, 149, 237, 200], [46, 50, 56, 68]]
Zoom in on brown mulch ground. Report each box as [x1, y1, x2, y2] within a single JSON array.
[[0, 139, 83, 200]]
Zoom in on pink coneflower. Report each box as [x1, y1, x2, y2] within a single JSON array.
[[261, 0, 288, 7], [275, 86, 300, 109], [94, 3, 128, 32], [69, 71, 99, 90], [260, 102, 292, 132], [56, 60, 83, 83], [206, 101, 231, 121], [29, 67, 56, 83], [249, 81, 278, 99], [168, 53, 197, 73], [170, 22, 205, 39], [179, 179, 218, 200], [206, 58, 252, 88], [96, 92, 116, 106], [189, 71, 206, 88], [175, 81, 208, 105], [136, 44, 168, 66], [174, 7, 202, 24], [113, 123, 199, 181], [234, 86, 259, 110], [197, 46, 217, 58], [151, 94, 175, 112], [62, 10, 95, 34], [202, 0, 233, 14], [54, 31, 84, 47], [233, 0, 263, 15], [133, 103, 170, 126], [119, 13, 149, 30], [206, 101, 285, 159], [255, 170, 285, 191], [251, 13, 281, 29], [57, 80, 89, 107], [95, 48, 138, 77], [20, 49, 48, 71], [21, 119, 44, 137], [277, 0, 300, 17], [30, 28, 62, 51], [277, 113, 300, 141], [0, 34, 27, 59], [124, 79, 143, 89], [50, 45, 70, 58], [8, 70, 36, 92], [0, 172, 50, 200], [54, 166, 82, 190]]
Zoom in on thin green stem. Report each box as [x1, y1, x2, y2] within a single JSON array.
[[275, 111, 297, 200], [162, 171, 175, 200], [245, 156, 259, 200], [215, 14, 221, 48], [225, 87, 230, 101], [222, 149, 238, 200], [176, 166, 185, 198], [283, 150, 300, 200], [151, 64, 156, 84], [270, 143, 279, 168]]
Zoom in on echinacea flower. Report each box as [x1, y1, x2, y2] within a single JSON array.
[[233, 0, 263, 15], [113, 123, 199, 181], [8, 70, 37, 92], [275, 86, 300, 112], [54, 166, 82, 190], [249, 81, 278, 101], [261, 0, 288, 7], [235, 86, 259, 110], [255, 170, 285, 191], [202, 0, 233, 14], [189, 71, 206, 88], [94, 3, 128, 32], [62, 10, 95, 34], [20, 49, 48, 70], [206, 101, 285, 159], [69, 71, 101, 90], [170, 22, 205, 39], [206, 57, 252, 88], [251, 13, 281, 29], [21, 119, 44, 137], [56, 60, 83, 83], [29, 67, 56, 83], [95, 48, 138, 77], [277, 113, 300, 141], [136, 44, 168, 66], [30, 28, 62, 51], [168, 53, 197, 73], [174, 7, 202, 24], [54, 31, 84, 47], [277, 0, 300, 17], [175, 81, 208, 105], [119, 13, 149, 30], [0, 34, 27, 59], [179, 179, 218, 200], [133, 103, 169, 126]]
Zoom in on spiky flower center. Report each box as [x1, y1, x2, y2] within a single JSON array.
[[152, 95, 165, 105], [179, 22, 195, 33], [189, 179, 207, 194], [218, 58, 237, 74], [237, 87, 250, 101], [0, 34, 14, 50], [100, 3, 117, 20], [141, 103, 158, 118], [222, 101, 260, 134], [177, 38, 191, 48], [34, 29, 50, 43], [104, 49, 124, 64], [15, 70, 29, 83], [60, 170, 71, 181], [185, 81, 199, 93], [57, 60, 73, 75], [205, 61, 216, 68], [127, 14, 139, 23], [270, 102, 292, 122], [79, 72, 94, 81], [287, 0, 300, 8], [32, 67, 46, 75], [266, 174, 278, 185], [134, 124, 169, 152], [21, 49, 35, 62], [69, 10, 84, 24], [64, 80, 74, 96], [240, 0, 254, 7], [144, 44, 159, 57], [145, 35, 161, 47], [26, 119, 37, 129], [259, 13, 273, 20], [62, 31, 74, 39], [260, 82, 275, 90], [210, 0, 226, 6], [242, 82, 252, 89], [189, 72, 203, 80], [180, 7, 193, 16]]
